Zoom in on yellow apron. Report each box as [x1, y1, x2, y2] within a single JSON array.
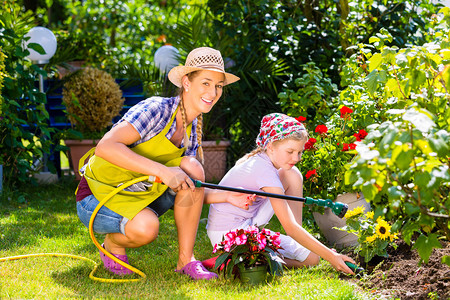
[[83, 107, 192, 220]]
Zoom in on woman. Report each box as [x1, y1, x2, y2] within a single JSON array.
[[76, 47, 239, 280], [204, 113, 356, 275]]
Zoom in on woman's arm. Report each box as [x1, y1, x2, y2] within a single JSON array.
[[95, 121, 193, 191], [263, 186, 355, 274]]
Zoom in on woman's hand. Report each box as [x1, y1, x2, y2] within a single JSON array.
[[159, 166, 195, 192], [226, 192, 256, 210]]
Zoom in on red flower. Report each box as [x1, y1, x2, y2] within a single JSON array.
[[295, 116, 306, 122], [315, 125, 328, 134], [340, 106, 353, 119], [353, 129, 368, 141], [342, 143, 357, 151], [304, 138, 317, 150], [305, 169, 317, 179]]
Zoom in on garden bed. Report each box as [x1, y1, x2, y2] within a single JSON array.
[[343, 240, 450, 299]]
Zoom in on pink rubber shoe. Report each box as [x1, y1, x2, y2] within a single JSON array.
[[99, 243, 133, 275], [175, 261, 218, 280]]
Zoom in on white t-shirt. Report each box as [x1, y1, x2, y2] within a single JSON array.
[[206, 152, 284, 231]]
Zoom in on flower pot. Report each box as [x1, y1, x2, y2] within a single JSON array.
[[238, 264, 268, 285], [65, 139, 98, 181], [313, 192, 370, 249], [201, 140, 230, 182]]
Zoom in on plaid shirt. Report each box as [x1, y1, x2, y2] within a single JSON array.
[[115, 96, 198, 156]]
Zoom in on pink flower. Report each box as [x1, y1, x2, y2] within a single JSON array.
[[271, 234, 281, 248], [213, 243, 219, 253], [246, 225, 259, 235], [223, 240, 232, 252], [235, 233, 247, 245], [315, 125, 328, 135], [225, 231, 236, 242], [261, 228, 271, 236], [257, 233, 267, 250]]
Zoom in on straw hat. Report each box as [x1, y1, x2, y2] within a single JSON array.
[[168, 47, 240, 88]]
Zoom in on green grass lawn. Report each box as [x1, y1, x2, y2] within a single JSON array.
[[0, 177, 372, 299]]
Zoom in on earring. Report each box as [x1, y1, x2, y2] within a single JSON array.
[[186, 88, 189, 92]]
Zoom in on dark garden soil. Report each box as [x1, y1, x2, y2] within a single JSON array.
[[342, 240, 450, 299]]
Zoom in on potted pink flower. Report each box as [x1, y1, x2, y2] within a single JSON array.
[[213, 225, 284, 285]]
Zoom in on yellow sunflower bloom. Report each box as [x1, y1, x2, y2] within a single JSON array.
[[389, 232, 399, 241], [365, 211, 374, 219], [344, 206, 366, 219], [365, 235, 377, 243], [375, 218, 391, 240]]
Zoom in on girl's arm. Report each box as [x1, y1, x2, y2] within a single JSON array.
[[95, 121, 194, 191], [203, 189, 255, 210], [263, 186, 355, 275]]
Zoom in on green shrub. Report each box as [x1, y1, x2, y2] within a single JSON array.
[[343, 9, 450, 264], [0, 4, 57, 191]]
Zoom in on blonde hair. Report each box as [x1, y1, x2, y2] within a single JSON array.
[[178, 71, 204, 164], [236, 131, 308, 165]]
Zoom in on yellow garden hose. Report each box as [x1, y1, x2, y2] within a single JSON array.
[[0, 175, 151, 283]]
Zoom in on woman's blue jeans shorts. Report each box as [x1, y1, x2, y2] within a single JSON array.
[[77, 189, 176, 235]]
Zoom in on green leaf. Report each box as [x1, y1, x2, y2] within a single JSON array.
[[442, 255, 450, 267], [412, 234, 442, 264], [369, 36, 380, 44], [401, 221, 420, 244], [27, 42, 46, 55], [369, 53, 382, 72], [215, 253, 230, 270], [387, 186, 405, 200], [365, 70, 379, 96], [402, 109, 435, 133], [429, 130, 450, 157]]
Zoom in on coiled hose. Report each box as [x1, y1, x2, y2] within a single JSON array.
[[0, 175, 150, 283]]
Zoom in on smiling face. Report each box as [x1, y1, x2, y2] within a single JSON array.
[[182, 70, 225, 115], [267, 138, 306, 170]]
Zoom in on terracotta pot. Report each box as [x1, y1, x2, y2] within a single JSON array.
[[238, 264, 267, 285], [313, 192, 370, 249], [200, 140, 230, 182], [65, 139, 98, 181]]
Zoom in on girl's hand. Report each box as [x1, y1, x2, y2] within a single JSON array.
[[329, 252, 356, 275], [160, 166, 195, 192], [226, 192, 256, 210]]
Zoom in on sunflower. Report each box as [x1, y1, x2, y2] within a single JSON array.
[[365, 235, 377, 243], [389, 232, 399, 242], [375, 218, 391, 240], [344, 206, 366, 219], [365, 211, 374, 219]]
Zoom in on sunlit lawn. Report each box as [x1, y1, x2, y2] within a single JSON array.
[[0, 177, 372, 299]]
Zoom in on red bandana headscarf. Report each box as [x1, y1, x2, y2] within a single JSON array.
[[256, 113, 306, 149]]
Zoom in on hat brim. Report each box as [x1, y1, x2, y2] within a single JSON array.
[[168, 66, 240, 88]]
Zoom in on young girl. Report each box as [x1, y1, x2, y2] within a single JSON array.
[[76, 47, 240, 280], [204, 113, 355, 274]]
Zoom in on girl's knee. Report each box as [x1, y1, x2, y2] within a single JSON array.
[[279, 166, 303, 193], [180, 156, 205, 181], [303, 252, 320, 266]]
